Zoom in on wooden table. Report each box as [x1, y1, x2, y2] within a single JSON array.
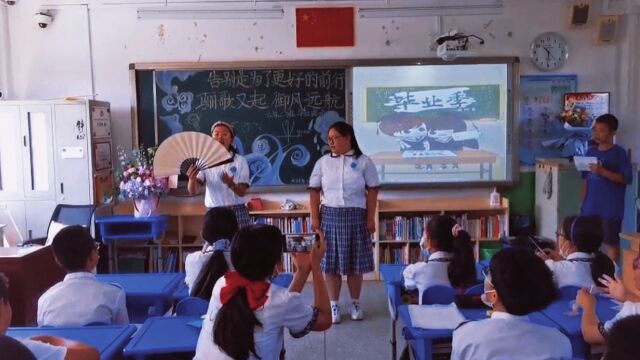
[[620, 233, 640, 299], [370, 150, 498, 181], [0, 246, 65, 326]]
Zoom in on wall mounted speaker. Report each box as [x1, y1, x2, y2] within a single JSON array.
[[569, 1, 590, 27], [595, 15, 619, 44]]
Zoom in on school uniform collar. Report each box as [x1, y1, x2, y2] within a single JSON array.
[[330, 150, 355, 158], [428, 251, 453, 262], [490, 311, 529, 322], [64, 272, 96, 281], [566, 252, 593, 261]]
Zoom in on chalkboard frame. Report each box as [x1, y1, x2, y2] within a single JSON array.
[[129, 57, 519, 191]]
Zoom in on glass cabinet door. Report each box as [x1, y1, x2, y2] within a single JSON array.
[[0, 106, 24, 199], [20, 106, 55, 199]]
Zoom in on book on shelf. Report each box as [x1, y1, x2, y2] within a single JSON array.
[[253, 216, 312, 234], [379, 214, 506, 242]]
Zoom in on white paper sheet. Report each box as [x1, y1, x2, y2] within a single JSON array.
[[574, 156, 598, 171]]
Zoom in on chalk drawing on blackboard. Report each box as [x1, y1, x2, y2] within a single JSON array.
[[311, 111, 343, 153], [157, 71, 197, 114], [244, 134, 311, 186], [186, 113, 201, 131], [159, 114, 183, 134]]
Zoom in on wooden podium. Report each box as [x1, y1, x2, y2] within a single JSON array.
[[0, 246, 65, 326]]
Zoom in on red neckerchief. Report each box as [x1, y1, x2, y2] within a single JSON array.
[[220, 271, 270, 310]]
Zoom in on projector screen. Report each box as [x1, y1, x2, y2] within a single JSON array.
[[352, 60, 517, 186]]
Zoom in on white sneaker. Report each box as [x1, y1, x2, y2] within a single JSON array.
[[331, 304, 341, 324], [350, 303, 363, 321]]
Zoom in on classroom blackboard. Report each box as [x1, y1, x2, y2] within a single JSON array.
[[134, 67, 347, 187]]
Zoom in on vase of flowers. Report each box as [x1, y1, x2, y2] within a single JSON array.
[[116, 146, 168, 218]]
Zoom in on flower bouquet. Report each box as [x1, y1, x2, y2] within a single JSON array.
[[116, 146, 168, 217]]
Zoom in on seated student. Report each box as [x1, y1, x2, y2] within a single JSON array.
[[0, 273, 99, 360], [540, 215, 615, 288], [37, 226, 129, 327], [194, 224, 331, 360], [452, 247, 572, 360], [403, 215, 476, 303], [602, 314, 640, 360], [576, 253, 640, 345], [185, 207, 238, 299]]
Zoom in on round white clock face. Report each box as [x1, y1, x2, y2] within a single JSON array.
[[529, 32, 569, 71]]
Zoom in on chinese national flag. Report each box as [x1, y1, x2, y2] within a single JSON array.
[[296, 7, 355, 47]]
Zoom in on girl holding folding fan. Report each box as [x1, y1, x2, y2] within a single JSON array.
[[187, 121, 252, 228]]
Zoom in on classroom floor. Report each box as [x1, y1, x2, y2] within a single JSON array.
[[284, 281, 405, 360]]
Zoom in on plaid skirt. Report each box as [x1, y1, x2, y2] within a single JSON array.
[[320, 206, 374, 275], [209, 204, 252, 229]]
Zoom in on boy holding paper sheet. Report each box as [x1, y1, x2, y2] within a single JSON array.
[[580, 114, 632, 264]]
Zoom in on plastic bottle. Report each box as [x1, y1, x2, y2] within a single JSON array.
[[490, 188, 501, 207]]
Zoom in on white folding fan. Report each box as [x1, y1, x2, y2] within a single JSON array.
[[153, 132, 233, 177]]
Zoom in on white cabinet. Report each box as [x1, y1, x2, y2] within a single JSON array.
[[0, 100, 111, 245], [535, 158, 583, 241]]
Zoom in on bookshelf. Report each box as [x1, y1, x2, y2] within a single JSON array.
[[111, 195, 509, 279], [375, 197, 509, 279]]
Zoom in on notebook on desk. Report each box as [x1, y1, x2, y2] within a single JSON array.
[[401, 150, 458, 158]]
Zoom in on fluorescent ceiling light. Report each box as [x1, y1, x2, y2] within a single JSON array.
[[359, 3, 503, 18], [137, 7, 284, 20]]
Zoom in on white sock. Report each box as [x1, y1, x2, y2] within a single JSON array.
[[330, 301, 339, 308]]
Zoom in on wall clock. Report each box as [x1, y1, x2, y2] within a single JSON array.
[[529, 32, 569, 71]]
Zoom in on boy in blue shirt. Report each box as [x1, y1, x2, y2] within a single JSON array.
[[581, 114, 632, 264]]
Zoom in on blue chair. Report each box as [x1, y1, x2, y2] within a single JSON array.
[[176, 297, 209, 316], [558, 286, 581, 300], [421, 285, 456, 305], [272, 273, 294, 288]]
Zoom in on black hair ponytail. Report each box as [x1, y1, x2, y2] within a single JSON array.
[[566, 215, 615, 285], [191, 250, 229, 300], [212, 225, 283, 360], [448, 229, 476, 288], [591, 251, 615, 286], [213, 287, 263, 360]]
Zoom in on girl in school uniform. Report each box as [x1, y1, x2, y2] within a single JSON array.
[[187, 121, 252, 228], [193, 224, 331, 360], [184, 207, 238, 299], [452, 247, 572, 360], [308, 121, 380, 323], [403, 215, 476, 304], [576, 252, 640, 345], [540, 215, 615, 288]]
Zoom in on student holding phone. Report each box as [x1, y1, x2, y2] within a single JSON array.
[[309, 121, 380, 324]]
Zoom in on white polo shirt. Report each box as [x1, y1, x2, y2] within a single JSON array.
[[604, 301, 640, 332], [184, 242, 232, 294], [197, 153, 250, 208], [452, 311, 572, 360], [37, 272, 129, 327], [545, 252, 595, 288], [403, 251, 452, 305], [308, 152, 380, 209]]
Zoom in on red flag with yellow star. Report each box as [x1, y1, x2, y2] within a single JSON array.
[[296, 7, 355, 47]]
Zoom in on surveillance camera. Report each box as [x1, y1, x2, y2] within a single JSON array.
[[34, 12, 52, 28]]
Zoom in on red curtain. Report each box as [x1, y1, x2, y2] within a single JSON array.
[[296, 7, 355, 47]]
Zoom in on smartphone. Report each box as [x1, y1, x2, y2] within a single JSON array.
[[528, 235, 545, 253], [284, 233, 319, 252]]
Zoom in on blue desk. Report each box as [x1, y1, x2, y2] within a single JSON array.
[[529, 297, 619, 359], [96, 215, 168, 273], [97, 273, 185, 323], [123, 316, 201, 359], [7, 325, 136, 360], [398, 305, 487, 360]]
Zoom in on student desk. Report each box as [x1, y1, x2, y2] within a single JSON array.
[[96, 273, 185, 323], [370, 150, 497, 181], [0, 246, 65, 326], [95, 215, 168, 273], [122, 316, 201, 359], [398, 305, 487, 360], [7, 324, 137, 360], [529, 297, 619, 359]]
